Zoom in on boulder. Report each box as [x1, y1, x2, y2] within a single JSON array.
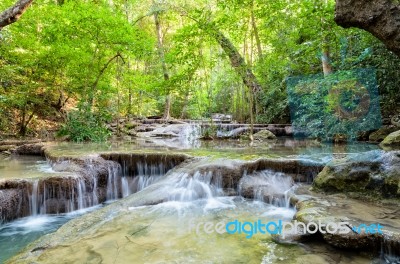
[[381, 130, 400, 146], [369, 126, 398, 142], [253, 129, 276, 141], [313, 150, 400, 198], [136, 125, 155, 132], [12, 143, 45, 156], [0, 145, 16, 152], [126, 129, 137, 136], [125, 121, 140, 129], [292, 197, 400, 252]]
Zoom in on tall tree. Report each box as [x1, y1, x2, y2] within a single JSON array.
[[153, 3, 171, 120], [321, 0, 333, 76]]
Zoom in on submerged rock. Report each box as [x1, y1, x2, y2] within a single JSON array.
[[381, 130, 400, 146]]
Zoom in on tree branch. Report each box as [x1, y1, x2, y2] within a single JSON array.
[[335, 0, 400, 57], [92, 52, 125, 91], [0, 0, 33, 30]]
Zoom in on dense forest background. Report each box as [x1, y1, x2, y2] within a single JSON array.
[[0, 0, 399, 139]]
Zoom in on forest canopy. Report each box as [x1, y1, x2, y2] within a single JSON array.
[[0, 0, 399, 139]]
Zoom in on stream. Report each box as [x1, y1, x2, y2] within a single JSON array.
[[0, 138, 396, 263]]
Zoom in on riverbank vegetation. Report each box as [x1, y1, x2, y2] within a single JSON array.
[[0, 0, 399, 139]]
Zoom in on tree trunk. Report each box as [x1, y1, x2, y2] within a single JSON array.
[[213, 30, 262, 94], [335, 0, 400, 57], [0, 0, 33, 30], [19, 106, 34, 136], [89, 53, 123, 109], [153, 9, 171, 120], [322, 48, 333, 76], [251, 7, 263, 58], [321, 0, 333, 76]]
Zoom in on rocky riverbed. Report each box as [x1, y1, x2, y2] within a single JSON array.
[[0, 138, 399, 263]]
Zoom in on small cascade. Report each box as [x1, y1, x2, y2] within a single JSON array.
[[27, 160, 124, 216], [125, 161, 172, 193], [106, 165, 120, 200], [163, 170, 223, 202], [379, 236, 400, 263], [1, 154, 184, 222], [28, 176, 100, 215], [238, 170, 295, 208], [29, 181, 39, 216], [121, 177, 130, 198], [179, 123, 201, 148]]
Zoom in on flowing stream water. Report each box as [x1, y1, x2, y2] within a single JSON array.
[[0, 139, 394, 263]]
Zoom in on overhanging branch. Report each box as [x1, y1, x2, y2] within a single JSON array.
[[0, 0, 33, 30]]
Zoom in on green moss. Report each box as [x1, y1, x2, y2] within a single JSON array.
[[381, 130, 400, 146]]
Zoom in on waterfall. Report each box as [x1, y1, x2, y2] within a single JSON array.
[[106, 165, 120, 200], [29, 180, 39, 216], [77, 179, 86, 209], [131, 162, 169, 192], [179, 123, 201, 147], [239, 170, 295, 208], [24, 157, 179, 218], [163, 170, 223, 202]]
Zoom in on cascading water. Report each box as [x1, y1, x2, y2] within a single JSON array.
[[179, 123, 201, 148], [106, 165, 120, 200], [239, 170, 295, 207], [166, 171, 223, 202], [29, 180, 39, 216], [126, 162, 171, 193], [25, 158, 178, 217]]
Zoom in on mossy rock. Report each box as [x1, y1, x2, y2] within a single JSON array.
[[253, 130, 276, 141], [381, 130, 400, 146], [125, 121, 140, 130], [369, 126, 398, 142], [313, 165, 373, 193], [313, 151, 400, 198], [239, 134, 250, 141]]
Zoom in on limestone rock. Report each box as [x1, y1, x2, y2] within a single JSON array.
[[313, 150, 400, 198], [381, 130, 400, 146], [369, 126, 398, 142], [126, 129, 137, 136], [13, 143, 45, 156], [125, 121, 140, 129], [253, 129, 276, 141]]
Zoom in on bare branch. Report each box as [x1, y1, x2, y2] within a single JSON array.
[[0, 0, 34, 30]]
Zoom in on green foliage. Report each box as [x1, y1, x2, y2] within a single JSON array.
[[1, 0, 399, 140], [58, 110, 110, 142], [201, 124, 217, 139]]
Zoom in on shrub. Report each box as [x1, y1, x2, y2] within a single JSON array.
[[57, 110, 110, 142]]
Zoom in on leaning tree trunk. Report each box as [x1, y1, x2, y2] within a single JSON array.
[[212, 30, 262, 140], [0, 0, 33, 30], [213, 30, 262, 94], [335, 0, 400, 57]]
